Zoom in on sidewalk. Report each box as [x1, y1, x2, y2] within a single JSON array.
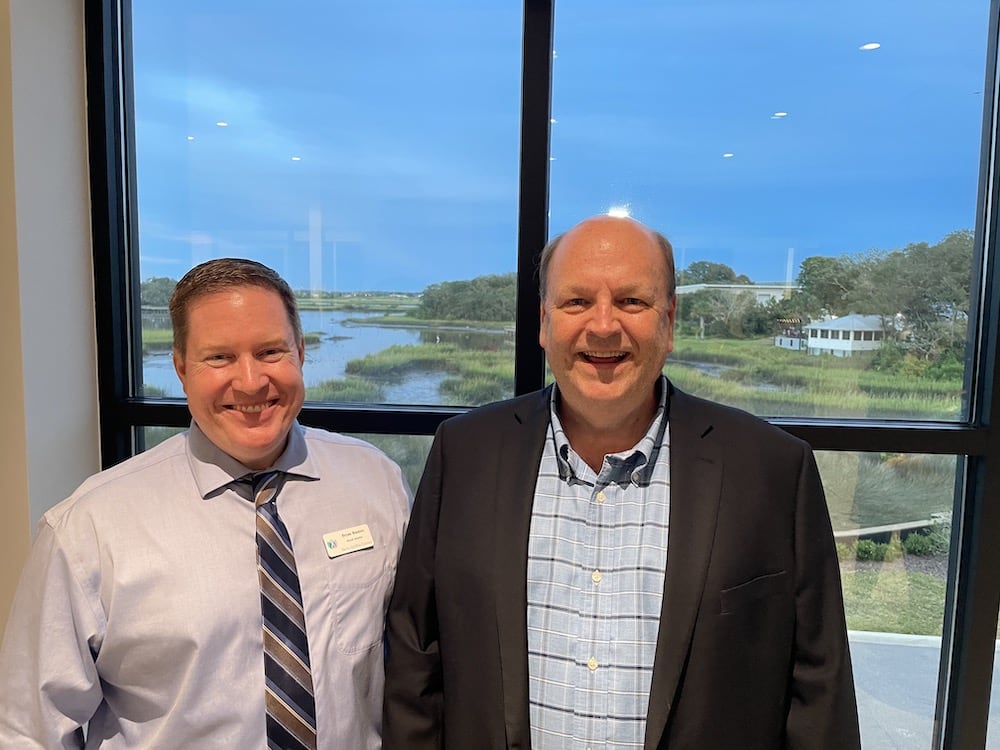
[[850, 631, 1000, 749]]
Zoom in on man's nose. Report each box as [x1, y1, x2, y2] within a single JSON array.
[[234, 356, 267, 391], [587, 300, 622, 337]]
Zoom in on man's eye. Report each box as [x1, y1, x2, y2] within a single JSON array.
[[622, 298, 647, 308], [260, 349, 285, 361]]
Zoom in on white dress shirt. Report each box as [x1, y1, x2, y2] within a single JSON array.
[[0, 421, 411, 749]]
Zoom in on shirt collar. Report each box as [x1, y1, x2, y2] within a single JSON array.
[[549, 375, 670, 486], [186, 420, 320, 500]]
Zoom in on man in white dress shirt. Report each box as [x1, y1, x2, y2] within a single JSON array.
[[0, 258, 410, 749]]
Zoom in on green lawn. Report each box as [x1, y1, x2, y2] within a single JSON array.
[[841, 566, 947, 636]]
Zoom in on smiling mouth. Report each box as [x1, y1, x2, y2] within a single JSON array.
[[581, 351, 628, 364], [226, 400, 278, 413]]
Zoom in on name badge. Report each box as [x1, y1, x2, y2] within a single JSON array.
[[324, 524, 375, 559]]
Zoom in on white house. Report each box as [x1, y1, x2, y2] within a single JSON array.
[[803, 314, 886, 357]]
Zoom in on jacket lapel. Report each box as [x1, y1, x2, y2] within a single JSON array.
[[493, 387, 552, 749], [644, 387, 723, 750]]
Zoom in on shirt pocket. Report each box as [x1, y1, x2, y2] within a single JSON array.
[[719, 570, 789, 615], [325, 547, 396, 654]]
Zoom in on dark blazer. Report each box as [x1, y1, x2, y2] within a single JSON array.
[[383, 382, 860, 749]]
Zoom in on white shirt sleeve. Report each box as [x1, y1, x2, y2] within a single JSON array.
[[0, 518, 104, 748]]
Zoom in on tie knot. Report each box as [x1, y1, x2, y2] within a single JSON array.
[[245, 470, 283, 507]]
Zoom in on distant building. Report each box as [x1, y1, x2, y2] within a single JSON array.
[[774, 317, 806, 352], [803, 314, 886, 357], [675, 282, 797, 304], [141, 306, 171, 329]]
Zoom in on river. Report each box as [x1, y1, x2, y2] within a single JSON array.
[[141, 309, 506, 405]]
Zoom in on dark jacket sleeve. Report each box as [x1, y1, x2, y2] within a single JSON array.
[[785, 446, 861, 749], [382, 426, 446, 750]]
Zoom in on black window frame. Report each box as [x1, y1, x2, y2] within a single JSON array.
[[84, 0, 1000, 747]]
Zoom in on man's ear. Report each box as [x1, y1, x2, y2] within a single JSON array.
[[172, 348, 186, 382], [538, 300, 548, 349]]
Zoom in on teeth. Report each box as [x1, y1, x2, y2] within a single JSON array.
[[230, 402, 270, 413], [584, 351, 626, 359]]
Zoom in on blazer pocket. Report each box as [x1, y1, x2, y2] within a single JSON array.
[[719, 570, 790, 615]]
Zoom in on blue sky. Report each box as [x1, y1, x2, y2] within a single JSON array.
[[131, 0, 989, 292]]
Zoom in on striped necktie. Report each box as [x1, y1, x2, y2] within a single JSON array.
[[249, 471, 318, 750]]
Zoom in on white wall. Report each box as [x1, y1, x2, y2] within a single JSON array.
[[0, 0, 100, 633]]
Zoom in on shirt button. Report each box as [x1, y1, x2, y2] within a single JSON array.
[[596, 491, 606, 503], [587, 657, 598, 671], [591, 570, 602, 584]]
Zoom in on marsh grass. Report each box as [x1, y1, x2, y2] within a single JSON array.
[[668, 338, 962, 419], [345, 344, 513, 406], [142, 328, 322, 352], [306, 376, 383, 403]]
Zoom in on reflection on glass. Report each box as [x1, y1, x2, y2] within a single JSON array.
[[346, 433, 433, 495], [142, 426, 185, 450], [984, 649, 1000, 749], [132, 1, 521, 406], [550, 1, 987, 420], [817, 451, 958, 748]]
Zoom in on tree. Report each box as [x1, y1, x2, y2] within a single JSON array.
[[678, 261, 749, 285], [796, 230, 973, 362], [796, 256, 859, 316], [879, 232, 973, 360], [415, 273, 516, 321], [680, 288, 758, 338], [141, 277, 177, 307]]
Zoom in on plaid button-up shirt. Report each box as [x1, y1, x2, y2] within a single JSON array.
[[526, 378, 671, 749]]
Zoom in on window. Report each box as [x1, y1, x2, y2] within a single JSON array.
[[130, 2, 524, 410], [89, 0, 1000, 746]]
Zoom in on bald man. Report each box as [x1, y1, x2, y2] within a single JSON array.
[[383, 216, 859, 750]]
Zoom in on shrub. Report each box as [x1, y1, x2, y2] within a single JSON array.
[[903, 527, 950, 556], [884, 536, 904, 562], [903, 533, 937, 556], [855, 539, 889, 561]]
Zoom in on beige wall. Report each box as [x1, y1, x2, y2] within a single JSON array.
[[0, 0, 100, 634], [0, 0, 31, 637]]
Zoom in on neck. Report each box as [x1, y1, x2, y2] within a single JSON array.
[[559, 399, 656, 473]]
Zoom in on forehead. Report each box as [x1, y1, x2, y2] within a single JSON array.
[[185, 287, 293, 335], [548, 224, 667, 290]]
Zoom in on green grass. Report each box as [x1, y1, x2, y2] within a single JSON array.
[[143, 328, 322, 351], [841, 566, 946, 635], [297, 294, 419, 313], [306, 376, 383, 403], [345, 344, 513, 406], [667, 337, 962, 419], [142, 329, 173, 352]]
